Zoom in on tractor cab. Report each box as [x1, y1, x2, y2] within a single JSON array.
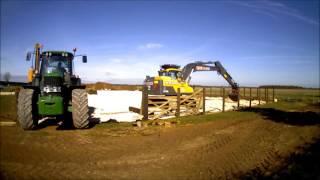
[[40, 51, 73, 77]]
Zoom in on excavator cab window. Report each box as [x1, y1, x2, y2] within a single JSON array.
[[158, 71, 167, 76], [159, 71, 179, 79], [168, 71, 177, 79]]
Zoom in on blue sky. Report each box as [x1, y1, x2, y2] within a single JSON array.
[[1, 0, 319, 87]]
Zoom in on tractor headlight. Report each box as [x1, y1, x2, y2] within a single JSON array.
[[43, 86, 61, 93]]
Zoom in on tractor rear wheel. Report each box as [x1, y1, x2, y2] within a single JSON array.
[[17, 89, 38, 130], [72, 89, 89, 129]]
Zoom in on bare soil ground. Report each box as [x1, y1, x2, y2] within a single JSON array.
[[1, 103, 320, 179]]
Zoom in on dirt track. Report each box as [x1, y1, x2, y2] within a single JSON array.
[[1, 107, 320, 179]]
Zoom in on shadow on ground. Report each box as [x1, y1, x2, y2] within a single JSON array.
[[238, 104, 320, 179], [240, 107, 320, 126], [35, 107, 100, 130], [238, 137, 320, 180]]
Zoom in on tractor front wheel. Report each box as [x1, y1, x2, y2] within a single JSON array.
[[17, 89, 38, 130], [72, 89, 89, 129]]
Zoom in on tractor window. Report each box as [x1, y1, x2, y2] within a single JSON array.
[[48, 59, 68, 69], [41, 56, 71, 75]]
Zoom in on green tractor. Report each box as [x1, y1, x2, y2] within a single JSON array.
[[17, 43, 89, 130]]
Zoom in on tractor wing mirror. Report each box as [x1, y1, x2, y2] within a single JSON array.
[[26, 52, 31, 61], [82, 56, 87, 63]]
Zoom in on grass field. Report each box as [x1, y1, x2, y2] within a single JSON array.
[[0, 95, 17, 121], [275, 88, 320, 102]]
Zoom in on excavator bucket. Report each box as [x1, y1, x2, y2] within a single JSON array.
[[228, 88, 239, 101]]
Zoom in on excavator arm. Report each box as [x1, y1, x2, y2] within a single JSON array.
[[181, 61, 239, 101]]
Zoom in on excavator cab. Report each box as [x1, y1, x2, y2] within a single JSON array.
[[145, 64, 193, 95], [159, 69, 181, 80]]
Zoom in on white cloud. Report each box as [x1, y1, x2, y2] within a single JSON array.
[[231, 0, 319, 26], [74, 54, 186, 84], [138, 43, 164, 50]]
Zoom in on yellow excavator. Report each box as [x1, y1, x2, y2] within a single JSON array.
[[144, 61, 239, 101]]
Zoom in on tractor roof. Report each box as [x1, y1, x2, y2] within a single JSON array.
[[42, 51, 74, 57]]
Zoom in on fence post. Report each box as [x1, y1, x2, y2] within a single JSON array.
[[142, 85, 149, 120], [176, 88, 180, 117], [256, 88, 259, 99], [258, 88, 261, 105], [222, 88, 225, 112], [266, 88, 269, 103], [249, 88, 252, 108], [272, 88, 275, 102], [264, 88, 266, 103], [237, 90, 240, 109], [203, 87, 206, 115], [243, 87, 246, 98]]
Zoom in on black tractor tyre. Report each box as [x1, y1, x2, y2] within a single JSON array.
[[72, 89, 89, 129], [17, 89, 38, 130]]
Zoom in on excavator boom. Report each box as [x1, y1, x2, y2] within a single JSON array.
[[180, 61, 239, 101]]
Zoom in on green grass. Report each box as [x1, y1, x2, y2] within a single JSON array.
[[173, 111, 256, 125], [275, 89, 319, 103], [171, 88, 319, 125], [95, 121, 133, 129], [0, 95, 17, 121], [1, 85, 21, 92], [196, 87, 320, 103]]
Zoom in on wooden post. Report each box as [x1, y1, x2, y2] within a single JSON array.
[[258, 88, 261, 105], [176, 88, 180, 117], [266, 88, 269, 103], [222, 88, 225, 112], [264, 88, 267, 103], [192, 85, 196, 95], [142, 85, 148, 120], [237, 90, 240, 109], [256, 88, 259, 99], [249, 88, 252, 108], [202, 87, 206, 114], [272, 88, 275, 102], [243, 87, 246, 98]]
